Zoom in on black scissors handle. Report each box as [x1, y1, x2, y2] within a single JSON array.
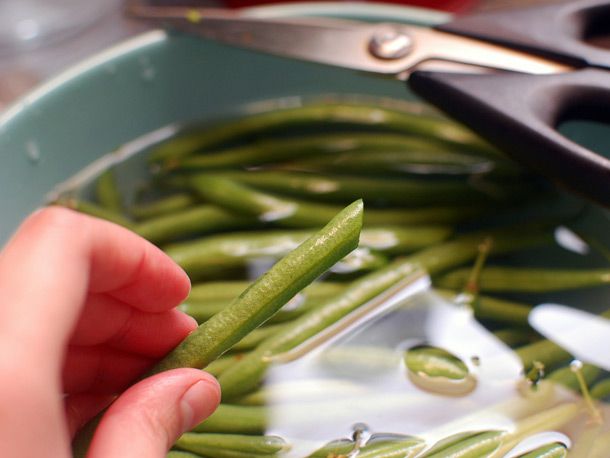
[[436, 0, 610, 70], [409, 68, 610, 206], [410, 0, 610, 207]]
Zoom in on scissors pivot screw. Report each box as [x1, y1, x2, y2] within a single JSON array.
[[368, 25, 412, 60]]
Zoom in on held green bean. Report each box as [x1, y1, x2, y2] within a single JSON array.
[[188, 280, 347, 303], [185, 174, 487, 227], [180, 298, 323, 325], [437, 266, 610, 292], [148, 200, 362, 374]]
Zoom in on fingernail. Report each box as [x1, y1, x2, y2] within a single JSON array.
[[180, 379, 218, 431]]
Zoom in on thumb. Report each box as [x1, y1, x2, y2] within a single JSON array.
[[87, 369, 220, 458]]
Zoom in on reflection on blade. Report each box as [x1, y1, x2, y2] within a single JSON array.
[[529, 304, 610, 372]]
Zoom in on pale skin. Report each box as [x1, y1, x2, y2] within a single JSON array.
[[0, 207, 221, 457]]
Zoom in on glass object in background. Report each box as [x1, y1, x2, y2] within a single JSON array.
[[0, 0, 120, 54]]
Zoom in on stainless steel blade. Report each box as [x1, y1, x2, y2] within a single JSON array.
[[129, 6, 572, 78]]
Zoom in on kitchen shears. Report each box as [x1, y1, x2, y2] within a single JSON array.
[[129, 0, 610, 206]]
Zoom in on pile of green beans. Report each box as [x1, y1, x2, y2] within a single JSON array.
[[64, 101, 608, 457]]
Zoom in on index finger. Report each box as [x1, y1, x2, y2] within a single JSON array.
[[0, 207, 190, 365]]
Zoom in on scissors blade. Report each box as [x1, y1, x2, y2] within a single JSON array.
[[130, 7, 571, 79]]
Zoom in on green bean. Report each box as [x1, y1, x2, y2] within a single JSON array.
[[204, 354, 245, 377], [188, 280, 347, 303], [355, 437, 425, 458], [282, 148, 515, 177], [516, 308, 610, 371], [218, 227, 550, 399], [95, 169, 123, 212], [168, 451, 203, 458], [186, 175, 487, 227], [591, 378, 610, 400], [133, 205, 259, 244], [420, 430, 505, 457], [419, 432, 481, 457], [166, 225, 452, 278], [55, 199, 133, 228], [424, 404, 579, 458], [131, 193, 197, 220], [192, 404, 266, 434], [200, 170, 526, 206], [492, 328, 537, 347], [407, 227, 552, 275], [148, 200, 362, 374], [517, 443, 567, 458], [437, 266, 610, 292], [168, 132, 497, 172], [307, 437, 425, 458], [176, 447, 275, 458], [175, 433, 289, 455], [149, 103, 493, 164], [548, 363, 601, 391], [516, 339, 573, 372], [436, 289, 532, 326], [306, 439, 354, 457]]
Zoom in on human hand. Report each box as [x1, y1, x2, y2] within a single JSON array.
[[0, 207, 220, 457]]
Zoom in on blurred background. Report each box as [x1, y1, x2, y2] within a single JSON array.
[[0, 0, 553, 112]]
